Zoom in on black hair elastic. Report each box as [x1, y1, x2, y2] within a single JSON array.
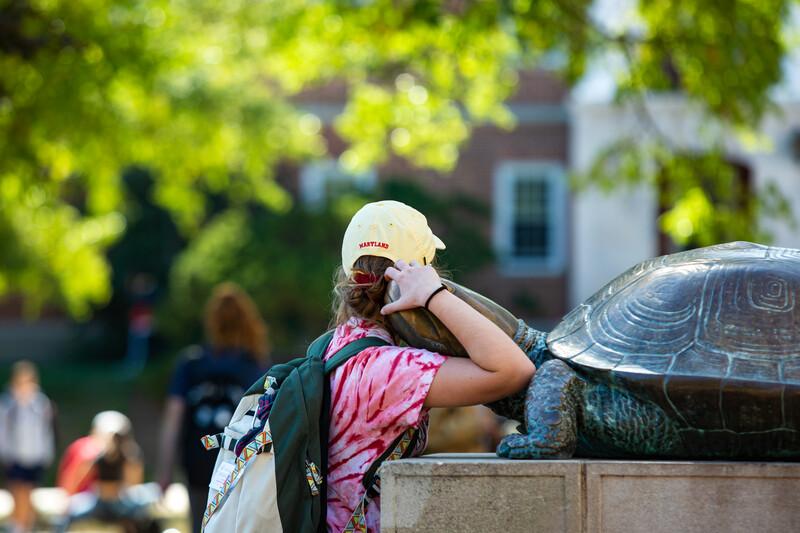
[[424, 284, 448, 311]]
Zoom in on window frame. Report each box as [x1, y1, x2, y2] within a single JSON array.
[[493, 160, 568, 276], [299, 159, 377, 208]]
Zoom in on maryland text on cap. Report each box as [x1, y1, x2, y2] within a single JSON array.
[[341, 200, 446, 275]]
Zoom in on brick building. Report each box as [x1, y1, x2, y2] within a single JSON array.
[[289, 70, 572, 325]]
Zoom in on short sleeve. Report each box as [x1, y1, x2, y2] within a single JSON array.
[[357, 346, 447, 430], [167, 359, 190, 398]]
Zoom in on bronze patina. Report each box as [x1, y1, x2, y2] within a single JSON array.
[[386, 242, 800, 459]]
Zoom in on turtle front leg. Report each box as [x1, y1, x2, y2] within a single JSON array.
[[497, 359, 583, 459]]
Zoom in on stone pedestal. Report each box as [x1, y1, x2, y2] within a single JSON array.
[[380, 454, 800, 533]]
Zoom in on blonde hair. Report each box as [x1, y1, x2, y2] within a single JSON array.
[[204, 282, 269, 364], [332, 256, 394, 330]]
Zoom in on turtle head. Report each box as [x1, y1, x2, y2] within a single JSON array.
[[385, 279, 549, 365]]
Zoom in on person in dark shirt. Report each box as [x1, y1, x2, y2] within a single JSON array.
[[157, 282, 270, 533]]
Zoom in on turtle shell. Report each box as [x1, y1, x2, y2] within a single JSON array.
[[549, 241, 800, 434]]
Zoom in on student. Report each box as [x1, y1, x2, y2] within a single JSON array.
[[58, 410, 133, 495], [157, 282, 270, 533], [57, 412, 159, 533], [0, 360, 55, 533], [324, 200, 535, 531]]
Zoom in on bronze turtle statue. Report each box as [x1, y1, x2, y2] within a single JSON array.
[[388, 242, 800, 459]]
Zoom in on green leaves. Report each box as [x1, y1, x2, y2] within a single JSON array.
[[336, 80, 470, 172], [580, 140, 795, 247], [627, 0, 788, 125], [160, 179, 492, 355], [1, 0, 796, 314], [0, 192, 124, 317]]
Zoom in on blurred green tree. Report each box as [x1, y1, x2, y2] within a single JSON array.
[[1, 0, 797, 314], [70, 168, 185, 360], [159, 179, 493, 358]]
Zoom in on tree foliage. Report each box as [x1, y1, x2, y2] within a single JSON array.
[[1, 0, 797, 314], [160, 179, 492, 358]]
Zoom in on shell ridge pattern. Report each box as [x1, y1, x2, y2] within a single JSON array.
[[695, 266, 727, 360], [620, 299, 696, 336], [590, 265, 701, 358], [661, 344, 696, 429], [552, 241, 799, 377], [627, 296, 697, 320], [555, 255, 680, 356], [544, 242, 800, 455], [696, 260, 800, 359], [595, 307, 693, 353], [548, 304, 590, 344], [767, 246, 800, 261], [693, 262, 714, 347], [563, 342, 598, 366], [746, 270, 795, 313]]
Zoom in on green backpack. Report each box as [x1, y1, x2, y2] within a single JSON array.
[[200, 330, 417, 533]]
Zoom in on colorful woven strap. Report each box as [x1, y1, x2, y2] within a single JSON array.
[[386, 426, 415, 461], [201, 429, 272, 530], [342, 499, 368, 533], [341, 427, 416, 533], [200, 433, 240, 452], [201, 434, 221, 450], [235, 388, 278, 456], [306, 460, 322, 496]]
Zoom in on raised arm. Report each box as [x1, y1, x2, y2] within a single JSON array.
[[381, 260, 535, 408]]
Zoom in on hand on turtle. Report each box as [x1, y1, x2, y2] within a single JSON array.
[[381, 260, 443, 315]]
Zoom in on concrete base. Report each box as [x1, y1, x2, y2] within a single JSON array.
[[380, 454, 800, 533]]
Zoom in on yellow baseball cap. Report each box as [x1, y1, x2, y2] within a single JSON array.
[[341, 200, 446, 275]]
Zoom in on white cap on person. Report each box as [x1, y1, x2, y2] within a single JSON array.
[[91, 410, 132, 437], [341, 200, 446, 275]]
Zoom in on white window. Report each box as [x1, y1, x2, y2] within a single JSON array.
[[493, 161, 567, 275], [299, 159, 376, 208]]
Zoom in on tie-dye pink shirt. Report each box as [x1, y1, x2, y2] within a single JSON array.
[[324, 317, 447, 533]]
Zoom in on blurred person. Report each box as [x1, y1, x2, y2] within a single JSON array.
[[58, 410, 132, 495], [57, 411, 159, 533], [157, 282, 270, 533], [123, 273, 157, 375], [0, 360, 55, 533]]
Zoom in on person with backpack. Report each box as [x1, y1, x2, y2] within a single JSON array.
[[156, 282, 270, 533], [200, 200, 534, 533], [321, 200, 535, 531]]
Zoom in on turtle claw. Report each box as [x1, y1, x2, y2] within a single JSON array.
[[497, 434, 533, 459], [497, 433, 571, 459]]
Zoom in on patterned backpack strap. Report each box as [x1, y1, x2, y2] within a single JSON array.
[[342, 498, 368, 533], [199, 406, 261, 452], [201, 428, 272, 530], [341, 426, 417, 533], [200, 433, 238, 452]]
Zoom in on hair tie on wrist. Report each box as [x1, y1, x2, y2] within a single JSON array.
[[424, 284, 448, 311]]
